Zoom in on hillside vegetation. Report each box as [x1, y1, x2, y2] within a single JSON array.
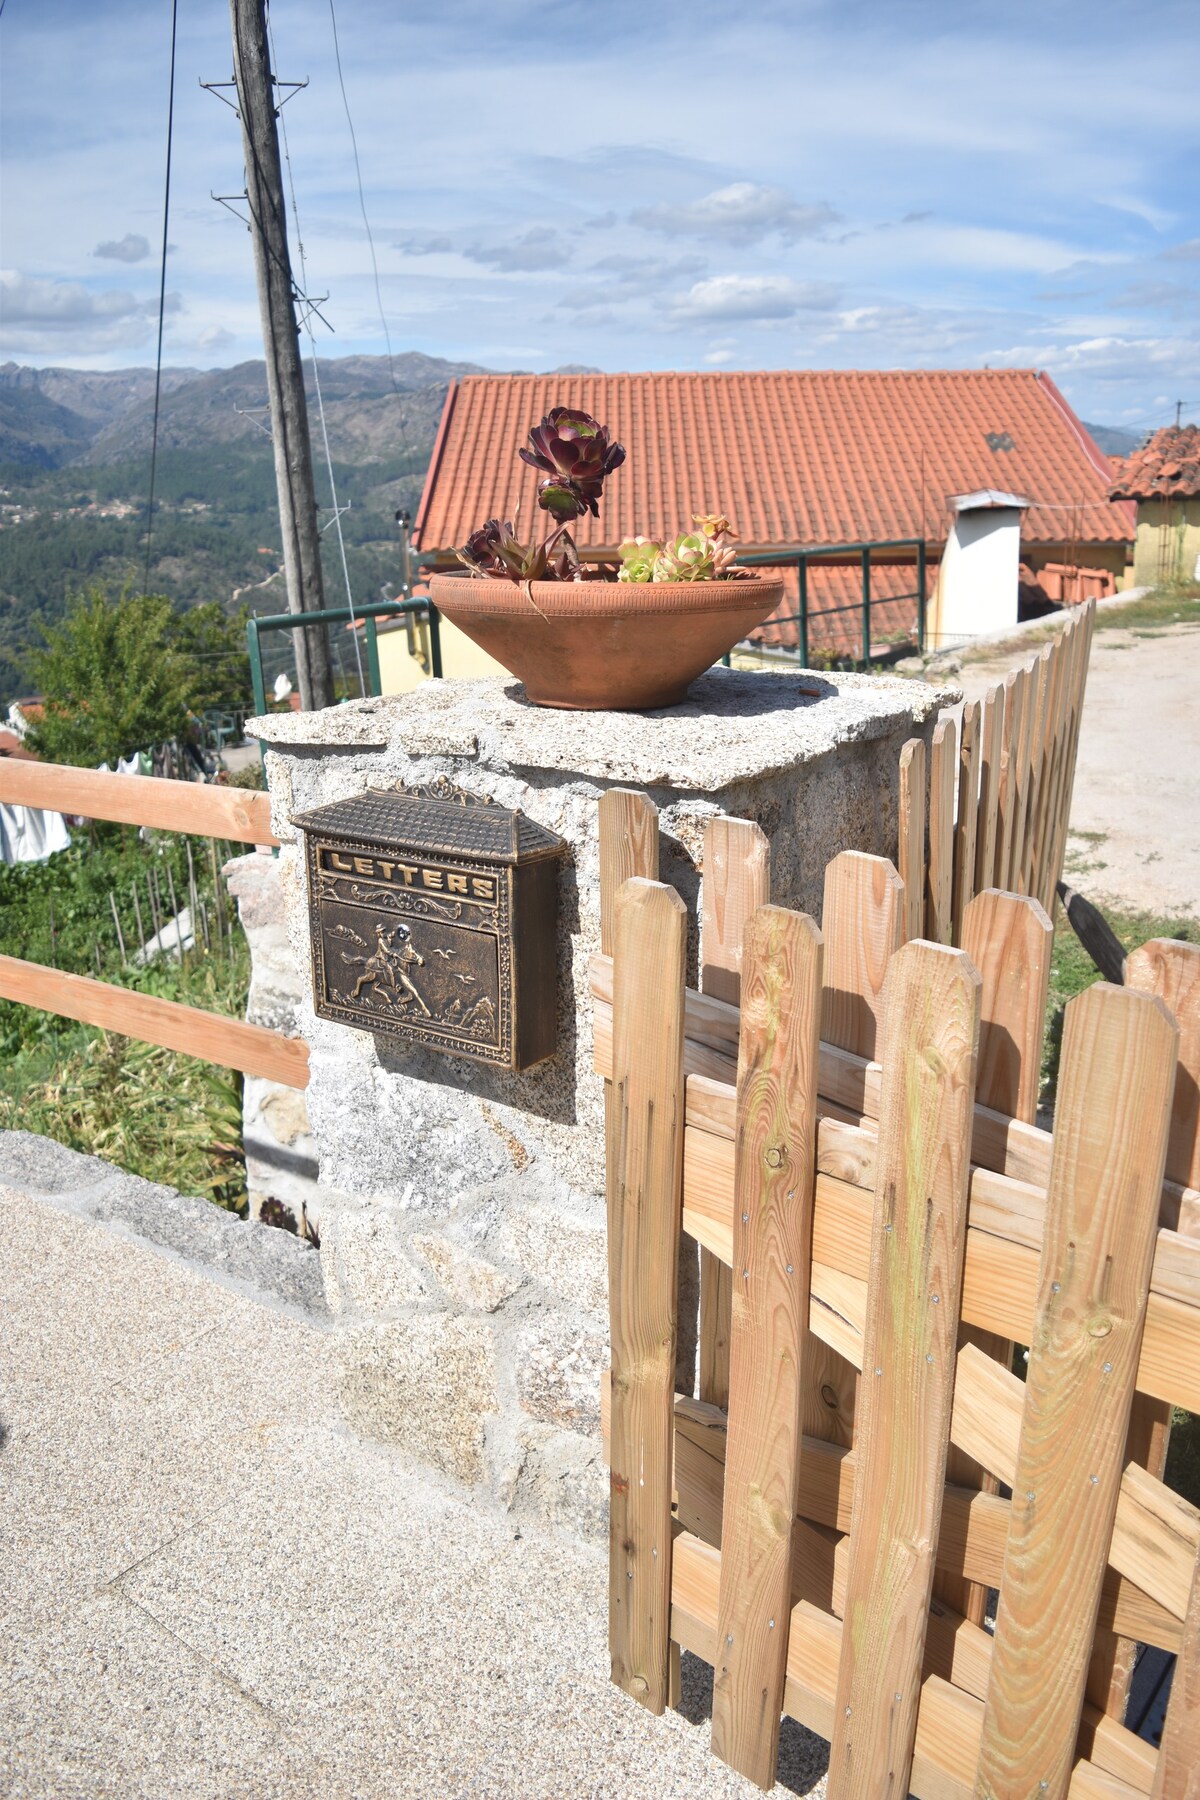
[[0, 352, 483, 701]]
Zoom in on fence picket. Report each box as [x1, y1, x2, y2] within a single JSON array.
[[599, 789, 660, 955], [1128, 940, 1200, 1192], [821, 850, 905, 1061], [827, 941, 981, 1800], [898, 738, 927, 943], [1023, 638, 1055, 905], [1094, 939, 1200, 1716], [701, 816, 770, 1008], [1039, 619, 1077, 912], [711, 907, 823, 1786], [608, 878, 687, 1715], [974, 983, 1178, 1800], [961, 890, 1054, 1124], [953, 701, 981, 942], [946, 888, 1053, 1624], [996, 668, 1026, 894], [928, 715, 958, 944], [810, 852, 905, 1449], [698, 817, 770, 1409], [974, 684, 1005, 896], [1047, 607, 1095, 913], [1151, 1544, 1200, 1799]]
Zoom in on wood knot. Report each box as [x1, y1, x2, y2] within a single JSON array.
[[764, 1144, 788, 1170]]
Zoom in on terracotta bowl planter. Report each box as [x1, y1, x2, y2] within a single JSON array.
[[428, 572, 785, 711]]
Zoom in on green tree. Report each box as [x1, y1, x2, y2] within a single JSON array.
[[26, 586, 196, 767], [165, 601, 252, 712]]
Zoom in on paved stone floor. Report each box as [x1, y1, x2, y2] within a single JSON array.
[[0, 1179, 828, 1800]]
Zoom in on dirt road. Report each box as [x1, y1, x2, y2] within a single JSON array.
[[956, 617, 1200, 920]]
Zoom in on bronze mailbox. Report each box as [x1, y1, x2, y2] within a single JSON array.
[[295, 785, 563, 1070]]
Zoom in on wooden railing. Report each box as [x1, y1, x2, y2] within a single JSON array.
[[0, 762, 308, 1090], [900, 598, 1095, 943], [596, 788, 1200, 1799]]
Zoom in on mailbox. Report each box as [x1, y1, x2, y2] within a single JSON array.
[[295, 785, 563, 1070]]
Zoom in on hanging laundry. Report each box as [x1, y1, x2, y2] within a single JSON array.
[[0, 802, 71, 866]]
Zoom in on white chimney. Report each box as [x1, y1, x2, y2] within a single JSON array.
[[931, 490, 1030, 649]]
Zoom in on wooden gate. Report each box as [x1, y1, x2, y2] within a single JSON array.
[[595, 789, 1200, 1798], [900, 600, 1096, 945]]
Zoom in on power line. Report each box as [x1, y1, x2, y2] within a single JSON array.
[[142, 0, 179, 596], [326, 0, 404, 435]]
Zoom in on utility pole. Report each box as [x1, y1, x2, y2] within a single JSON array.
[[228, 0, 333, 711]]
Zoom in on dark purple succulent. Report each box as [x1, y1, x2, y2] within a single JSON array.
[[456, 517, 580, 583], [519, 408, 626, 521]]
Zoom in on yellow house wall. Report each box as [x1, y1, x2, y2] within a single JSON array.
[[376, 614, 512, 696], [1131, 500, 1200, 587]]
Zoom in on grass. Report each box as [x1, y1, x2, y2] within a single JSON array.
[[0, 823, 252, 1210], [1093, 580, 1200, 634], [1041, 898, 1198, 1108]]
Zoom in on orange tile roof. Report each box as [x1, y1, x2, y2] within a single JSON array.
[[1110, 425, 1200, 501], [414, 369, 1134, 556]]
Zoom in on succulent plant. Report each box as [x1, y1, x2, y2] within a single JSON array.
[[618, 516, 745, 583], [457, 406, 745, 587], [456, 518, 580, 583], [519, 408, 626, 522], [617, 537, 661, 584]]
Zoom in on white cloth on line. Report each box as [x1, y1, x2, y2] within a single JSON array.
[[0, 802, 71, 865]]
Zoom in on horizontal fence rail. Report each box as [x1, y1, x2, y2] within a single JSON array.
[[0, 760, 305, 1082], [596, 787, 1200, 1800], [0, 759, 278, 846], [0, 956, 309, 1088]]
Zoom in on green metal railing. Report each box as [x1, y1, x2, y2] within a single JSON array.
[[245, 597, 442, 717], [733, 538, 927, 668]]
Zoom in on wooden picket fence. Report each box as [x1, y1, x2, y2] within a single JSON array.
[[899, 600, 1096, 945], [593, 787, 1200, 1799]]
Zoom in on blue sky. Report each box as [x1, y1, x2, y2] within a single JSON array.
[[1, 0, 1198, 427]]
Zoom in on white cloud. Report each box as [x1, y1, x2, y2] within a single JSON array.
[[394, 232, 454, 256], [0, 270, 181, 352], [1161, 238, 1200, 263], [671, 275, 840, 321], [197, 325, 235, 350], [632, 183, 840, 246], [93, 232, 150, 264], [1110, 280, 1199, 312], [463, 228, 572, 273], [988, 335, 1200, 383]]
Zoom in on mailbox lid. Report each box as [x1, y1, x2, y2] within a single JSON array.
[[292, 788, 563, 867]]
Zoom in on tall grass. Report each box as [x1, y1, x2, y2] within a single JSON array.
[[0, 823, 252, 1209]]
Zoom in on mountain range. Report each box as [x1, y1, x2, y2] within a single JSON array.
[[0, 353, 488, 471]]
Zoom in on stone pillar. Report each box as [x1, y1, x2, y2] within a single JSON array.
[[247, 666, 951, 1533]]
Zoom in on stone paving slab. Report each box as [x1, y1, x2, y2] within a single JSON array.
[[0, 1174, 828, 1799]]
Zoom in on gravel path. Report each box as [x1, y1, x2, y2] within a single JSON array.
[[955, 617, 1200, 920], [0, 1149, 829, 1800]]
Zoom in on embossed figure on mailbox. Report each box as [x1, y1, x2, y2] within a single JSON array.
[[295, 786, 563, 1070]]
